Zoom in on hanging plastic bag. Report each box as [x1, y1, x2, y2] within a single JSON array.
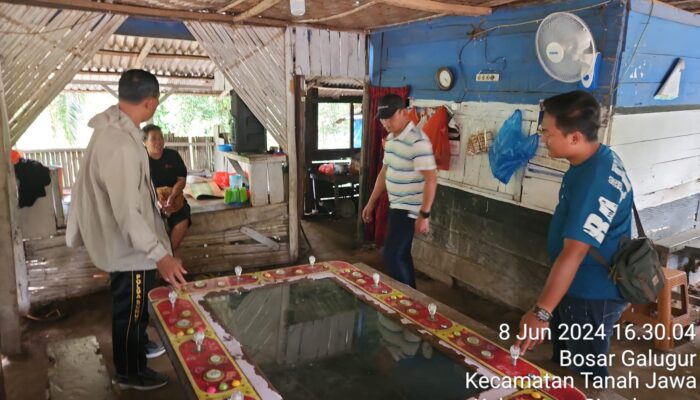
[[488, 110, 539, 184]]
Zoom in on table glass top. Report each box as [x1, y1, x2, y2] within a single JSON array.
[[202, 278, 488, 399]]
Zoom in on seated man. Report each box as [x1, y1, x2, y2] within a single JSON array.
[[143, 124, 191, 252]]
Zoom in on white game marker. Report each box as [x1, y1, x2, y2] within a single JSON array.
[[194, 330, 205, 353], [372, 273, 380, 288], [234, 265, 243, 281], [510, 345, 520, 366], [168, 290, 177, 310], [309, 255, 316, 267], [428, 303, 437, 321], [230, 391, 244, 400]]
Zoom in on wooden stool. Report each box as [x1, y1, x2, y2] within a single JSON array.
[[620, 267, 692, 351]]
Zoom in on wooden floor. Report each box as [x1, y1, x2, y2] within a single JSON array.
[[2, 216, 699, 400]]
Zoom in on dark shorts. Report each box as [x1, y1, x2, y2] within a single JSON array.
[[167, 203, 191, 231]]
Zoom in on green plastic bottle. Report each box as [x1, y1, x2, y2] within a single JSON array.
[[224, 188, 234, 204], [240, 185, 248, 203]]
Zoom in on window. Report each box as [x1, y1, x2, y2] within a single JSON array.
[[317, 102, 362, 150]]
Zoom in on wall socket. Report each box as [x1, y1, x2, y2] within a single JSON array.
[[476, 73, 500, 82]]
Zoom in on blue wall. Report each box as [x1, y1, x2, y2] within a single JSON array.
[[369, 0, 626, 106], [614, 0, 700, 108]]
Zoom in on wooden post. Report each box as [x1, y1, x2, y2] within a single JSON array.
[[285, 28, 299, 262], [356, 77, 371, 244], [0, 355, 5, 400], [0, 62, 23, 355]]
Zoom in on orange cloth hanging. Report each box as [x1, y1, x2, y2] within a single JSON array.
[[420, 106, 451, 171]]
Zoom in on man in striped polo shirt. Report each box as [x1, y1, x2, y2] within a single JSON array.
[[362, 94, 438, 288]]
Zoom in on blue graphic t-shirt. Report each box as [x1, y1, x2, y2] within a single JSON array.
[[547, 144, 633, 300]]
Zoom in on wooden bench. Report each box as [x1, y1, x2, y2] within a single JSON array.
[[654, 227, 700, 271], [47, 336, 115, 400]]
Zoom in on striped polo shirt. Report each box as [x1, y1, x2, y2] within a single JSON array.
[[383, 122, 436, 215]]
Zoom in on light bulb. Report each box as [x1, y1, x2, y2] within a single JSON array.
[[290, 0, 305, 16]]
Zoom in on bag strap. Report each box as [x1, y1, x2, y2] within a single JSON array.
[[587, 199, 643, 271], [632, 201, 646, 238]]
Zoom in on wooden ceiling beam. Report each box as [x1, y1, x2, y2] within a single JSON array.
[[0, 0, 288, 27], [376, 0, 491, 17], [71, 79, 213, 90], [480, 0, 523, 7], [132, 38, 153, 69], [232, 0, 283, 22], [217, 0, 249, 13], [665, 0, 698, 5], [76, 70, 214, 81], [297, 1, 377, 23], [96, 50, 210, 61]]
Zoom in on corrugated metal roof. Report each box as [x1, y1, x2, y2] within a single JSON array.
[[66, 33, 220, 94]]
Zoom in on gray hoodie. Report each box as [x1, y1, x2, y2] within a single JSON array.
[[66, 105, 171, 271]]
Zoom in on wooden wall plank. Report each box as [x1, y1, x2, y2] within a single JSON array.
[[319, 30, 331, 76], [294, 27, 310, 76], [613, 133, 700, 170], [308, 29, 323, 76], [610, 110, 700, 146]]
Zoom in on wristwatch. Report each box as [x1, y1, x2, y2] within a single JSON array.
[[419, 210, 431, 218], [532, 305, 552, 323]]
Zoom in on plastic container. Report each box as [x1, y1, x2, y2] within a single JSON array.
[[239, 186, 248, 203], [230, 174, 243, 189], [224, 188, 234, 204]]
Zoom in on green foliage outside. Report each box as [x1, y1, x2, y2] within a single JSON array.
[[318, 102, 350, 150], [47, 93, 231, 143], [153, 95, 231, 136], [49, 93, 84, 145]]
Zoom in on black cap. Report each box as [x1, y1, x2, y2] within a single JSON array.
[[376, 94, 405, 119]]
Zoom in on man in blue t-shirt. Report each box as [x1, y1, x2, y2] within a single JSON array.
[[515, 91, 632, 377]]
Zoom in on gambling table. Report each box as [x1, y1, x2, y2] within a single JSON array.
[[148, 260, 587, 400]]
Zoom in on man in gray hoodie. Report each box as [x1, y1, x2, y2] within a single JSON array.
[[67, 69, 187, 390]]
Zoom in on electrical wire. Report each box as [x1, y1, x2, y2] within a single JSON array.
[[610, 0, 655, 95]]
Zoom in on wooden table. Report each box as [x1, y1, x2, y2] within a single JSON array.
[[309, 172, 359, 216], [219, 151, 286, 207]]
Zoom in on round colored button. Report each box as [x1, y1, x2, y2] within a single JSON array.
[[232, 380, 241, 388], [186, 328, 195, 335], [180, 310, 192, 318], [206, 386, 217, 394], [177, 331, 184, 337], [218, 382, 230, 391], [209, 354, 224, 365], [204, 369, 223, 382], [176, 319, 191, 328], [531, 393, 542, 399]]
